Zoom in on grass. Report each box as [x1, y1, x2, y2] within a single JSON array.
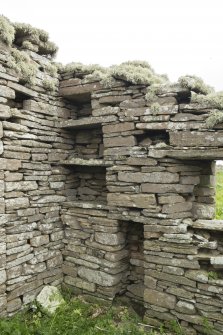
[[0, 294, 161, 335], [216, 169, 223, 219]]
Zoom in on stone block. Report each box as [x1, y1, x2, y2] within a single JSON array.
[[95, 232, 125, 246], [118, 172, 179, 184], [144, 288, 176, 309], [103, 122, 135, 133], [104, 136, 136, 148], [107, 193, 156, 209], [5, 197, 29, 211], [64, 275, 96, 292], [5, 181, 38, 192], [0, 85, 15, 99], [78, 267, 123, 287], [30, 235, 49, 247]]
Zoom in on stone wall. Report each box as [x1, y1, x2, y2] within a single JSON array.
[[1, 17, 223, 334]]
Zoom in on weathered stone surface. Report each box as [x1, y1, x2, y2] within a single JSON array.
[[103, 122, 135, 133], [141, 183, 194, 193], [64, 275, 96, 292], [176, 300, 196, 314], [30, 235, 49, 247], [104, 136, 136, 148], [5, 197, 29, 211], [0, 85, 15, 99], [5, 181, 38, 192], [95, 232, 125, 246], [0, 104, 11, 119], [107, 193, 156, 208], [144, 288, 176, 309], [78, 267, 123, 286], [118, 172, 179, 183], [36, 286, 65, 314], [170, 131, 223, 147]]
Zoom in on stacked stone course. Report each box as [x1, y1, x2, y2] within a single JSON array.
[[1, 17, 223, 334]]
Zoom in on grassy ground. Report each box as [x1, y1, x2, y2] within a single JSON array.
[[216, 169, 223, 219], [0, 295, 162, 335]]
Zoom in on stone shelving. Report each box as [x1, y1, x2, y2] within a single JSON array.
[[60, 157, 111, 167]]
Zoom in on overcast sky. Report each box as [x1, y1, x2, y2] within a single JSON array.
[[1, 0, 223, 90]]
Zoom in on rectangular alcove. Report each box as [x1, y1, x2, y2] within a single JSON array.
[[64, 165, 108, 205], [125, 221, 144, 305]]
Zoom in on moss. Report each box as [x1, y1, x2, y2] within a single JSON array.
[[178, 75, 214, 95], [0, 15, 15, 46], [206, 110, 223, 128], [7, 48, 38, 85], [42, 78, 58, 92]]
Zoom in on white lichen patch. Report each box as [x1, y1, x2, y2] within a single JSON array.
[[206, 110, 223, 128], [178, 75, 214, 95], [0, 15, 15, 46], [42, 77, 58, 92], [191, 91, 223, 110], [7, 48, 38, 85]]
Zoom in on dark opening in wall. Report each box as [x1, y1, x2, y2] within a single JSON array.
[[64, 165, 107, 204], [125, 221, 144, 309], [136, 130, 170, 147]]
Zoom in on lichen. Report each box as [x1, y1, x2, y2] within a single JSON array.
[[21, 40, 39, 52], [44, 63, 58, 77], [65, 62, 105, 75], [14, 22, 49, 42], [110, 61, 168, 86], [64, 60, 168, 87], [191, 91, 223, 110], [178, 75, 214, 95], [7, 48, 38, 85], [42, 78, 58, 92], [14, 22, 58, 57], [0, 15, 15, 46], [206, 110, 223, 128], [151, 102, 161, 113]]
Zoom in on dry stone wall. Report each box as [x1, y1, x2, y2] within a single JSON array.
[[1, 17, 223, 335]]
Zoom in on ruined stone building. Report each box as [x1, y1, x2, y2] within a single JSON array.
[[1, 15, 223, 334]]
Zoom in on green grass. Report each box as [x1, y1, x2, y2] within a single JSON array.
[[0, 295, 160, 335], [216, 169, 223, 219]]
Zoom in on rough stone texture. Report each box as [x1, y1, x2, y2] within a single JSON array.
[[0, 21, 223, 334], [36, 286, 65, 314]]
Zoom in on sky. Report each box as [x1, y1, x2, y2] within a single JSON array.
[[1, 0, 223, 91]]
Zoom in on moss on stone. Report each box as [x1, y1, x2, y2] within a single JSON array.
[[0, 15, 15, 46], [7, 48, 38, 85], [44, 63, 58, 77], [178, 75, 214, 95]]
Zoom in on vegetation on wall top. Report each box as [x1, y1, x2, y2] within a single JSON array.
[[0, 15, 15, 46], [0, 15, 58, 58]]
